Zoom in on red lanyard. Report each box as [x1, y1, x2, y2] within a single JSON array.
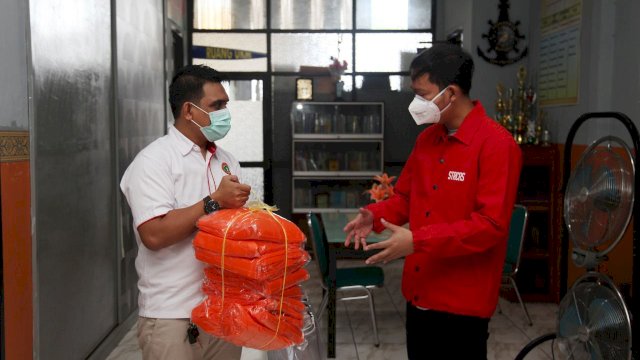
[[206, 153, 218, 194]]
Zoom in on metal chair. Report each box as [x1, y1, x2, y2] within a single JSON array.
[[306, 213, 383, 347], [501, 204, 533, 325]]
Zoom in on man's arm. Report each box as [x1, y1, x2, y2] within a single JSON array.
[[412, 137, 522, 257], [137, 175, 250, 250]]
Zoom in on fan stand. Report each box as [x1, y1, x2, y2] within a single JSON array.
[[515, 112, 640, 359], [562, 112, 640, 359], [572, 248, 604, 270]]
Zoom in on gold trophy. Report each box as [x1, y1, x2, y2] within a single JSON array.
[[505, 88, 514, 134], [516, 66, 527, 115], [515, 66, 527, 143], [495, 83, 506, 124]]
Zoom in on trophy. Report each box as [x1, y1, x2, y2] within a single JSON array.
[[495, 83, 506, 123], [516, 66, 527, 116], [505, 88, 515, 133], [525, 85, 538, 144]]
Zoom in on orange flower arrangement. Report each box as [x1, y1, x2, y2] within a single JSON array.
[[366, 173, 396, 202]]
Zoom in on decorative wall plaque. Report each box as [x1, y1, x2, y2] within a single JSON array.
[[477, 0, 528, 66]]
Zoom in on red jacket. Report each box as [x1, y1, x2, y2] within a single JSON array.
[[366, 102, 522, 318]]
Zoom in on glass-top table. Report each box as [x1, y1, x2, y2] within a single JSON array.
[[320, 212, 390, 244]]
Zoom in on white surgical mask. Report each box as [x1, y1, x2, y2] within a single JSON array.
[[408, 87, 451, 125]]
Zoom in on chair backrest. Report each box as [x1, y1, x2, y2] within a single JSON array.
[[504, 205, 528, 275], [307, 213, 329, 287]]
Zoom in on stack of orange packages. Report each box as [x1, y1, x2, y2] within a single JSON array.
[[192, 206, 311, 350]]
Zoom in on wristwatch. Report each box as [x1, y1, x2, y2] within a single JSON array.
[[203, 195, 221, 215]]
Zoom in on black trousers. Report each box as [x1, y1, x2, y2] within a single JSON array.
[[406, 303, 490, 360]]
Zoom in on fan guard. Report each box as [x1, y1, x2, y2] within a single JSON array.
[[564, 136, 635, 268], [557, 272, 631, 360]]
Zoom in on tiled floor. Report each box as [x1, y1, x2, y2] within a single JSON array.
[[106, 259, 559, 360]]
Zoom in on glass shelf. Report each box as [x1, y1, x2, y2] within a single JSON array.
[[291, 102, 384, 213], [291, 102, 384, 136], [292, 178, 374, 212], [293, 140, 382, 173]]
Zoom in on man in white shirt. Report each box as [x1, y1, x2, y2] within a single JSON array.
[[120, 64, 251, 360]]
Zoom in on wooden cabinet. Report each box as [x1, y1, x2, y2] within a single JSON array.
[[514, 145, 563, 303]]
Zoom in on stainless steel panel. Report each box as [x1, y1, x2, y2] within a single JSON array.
[[30, 0, 116, 358], [0, 0, 29, 130], [116, 0, 166, 322]]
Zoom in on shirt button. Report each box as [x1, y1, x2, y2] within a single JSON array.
[[425, 211, 430, 217], [414, 295, 419, 302], [439, 158, 445, 164], [433, 184, 438, 190], [415, 266, 420, 272]]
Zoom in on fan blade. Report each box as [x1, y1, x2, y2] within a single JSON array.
[[586, 337, 604, 359], [587, 297, 630, 360], [590, 166, 621, 212], [563, 338, 591, 360]]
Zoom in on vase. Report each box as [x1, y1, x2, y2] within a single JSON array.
[[334, 80, 344, 101]]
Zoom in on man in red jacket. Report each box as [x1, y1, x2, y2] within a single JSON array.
[[344, 44, 522, 359]]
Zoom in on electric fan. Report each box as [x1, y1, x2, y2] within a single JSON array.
[[558, 135, 634, 359], [556, 272, 631, 359], [516, 134, 634, 360], [564, 135, 635, 270]]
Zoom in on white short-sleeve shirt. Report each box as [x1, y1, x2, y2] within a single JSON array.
[[120, 126, 242, 318]]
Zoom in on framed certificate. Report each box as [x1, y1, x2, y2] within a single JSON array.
[[296, 78, 313, 101]]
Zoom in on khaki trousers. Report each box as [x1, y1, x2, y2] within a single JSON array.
[[137, 317, 242, 360]]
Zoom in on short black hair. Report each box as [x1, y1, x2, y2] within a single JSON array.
[[169, 64, 226, 119], [410, 44, 474, 95]]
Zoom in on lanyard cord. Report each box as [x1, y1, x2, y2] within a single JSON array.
[[206, 154, 218, 194]]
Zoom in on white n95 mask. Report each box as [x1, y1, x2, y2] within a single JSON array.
[[408, 87, 450, 125]]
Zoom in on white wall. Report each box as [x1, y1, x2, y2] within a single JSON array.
[[527, 0, 637, 146], [436, 0, 640, 146], [610, 0, 640, 147], [437, 0, 473, 49]]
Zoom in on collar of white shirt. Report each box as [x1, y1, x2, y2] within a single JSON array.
[[169, 126, 203, 157]]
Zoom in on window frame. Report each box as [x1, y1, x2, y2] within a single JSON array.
[[188, 0, 437, 203]]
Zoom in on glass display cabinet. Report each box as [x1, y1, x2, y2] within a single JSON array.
[[291, 101, 384, 213]]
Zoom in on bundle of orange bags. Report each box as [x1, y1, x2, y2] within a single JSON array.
[[192, 207, 311, 350]]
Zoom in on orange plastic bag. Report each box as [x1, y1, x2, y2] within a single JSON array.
[[194, 246, 309, 281], [197, 208, 306, 243], [203, 266, 310, 297], [203, 277, 304, 302], [201, 283, 305, 321], [192, 205, 309, 350], [192, 296, 303, 350], [194, 232, 296, 259]]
